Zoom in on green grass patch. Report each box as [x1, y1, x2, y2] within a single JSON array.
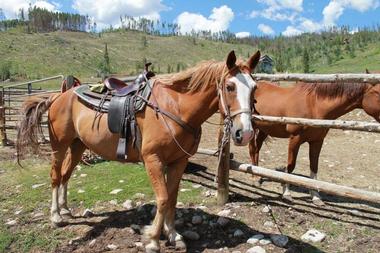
[[0, 226, 12, 253], [0, 156, 203, 252]]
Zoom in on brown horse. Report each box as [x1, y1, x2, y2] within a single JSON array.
[[17, 50, 261, 253], [249, 81, 380, 205]]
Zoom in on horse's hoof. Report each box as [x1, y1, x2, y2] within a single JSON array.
[[51, 220, 67, 228], [60, 209, 73, 219], [145, 242, 160, 253], [312, 198, 325, 206], [50, 214, 67, 228], [174, 240, 187, 251], [282, 195, 294, 203]]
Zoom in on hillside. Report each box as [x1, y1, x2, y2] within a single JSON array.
[[0, 30, 254, 81], [1, 29, 380, 83]]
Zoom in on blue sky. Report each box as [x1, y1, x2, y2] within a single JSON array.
[[1, 0, 380, 36]]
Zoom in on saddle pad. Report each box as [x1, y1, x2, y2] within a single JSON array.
[[74, 85, 110, 112]]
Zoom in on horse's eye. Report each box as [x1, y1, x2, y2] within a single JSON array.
[[226, 83, 235, 92]]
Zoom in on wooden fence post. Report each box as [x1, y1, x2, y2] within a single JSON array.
[[217, 115, 230, 205], [0, 90, 6, 146]]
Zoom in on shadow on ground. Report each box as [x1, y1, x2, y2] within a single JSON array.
[[58, 203, 323, 253]]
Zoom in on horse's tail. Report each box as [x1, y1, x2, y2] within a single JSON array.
[[16, 94, 59, 164]]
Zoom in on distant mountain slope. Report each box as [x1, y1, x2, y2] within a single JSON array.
[[1, 29, 379, 82]]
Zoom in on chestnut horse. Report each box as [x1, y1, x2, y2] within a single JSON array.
[[249, 81, 380, 205], [17, 50, 261, 252]]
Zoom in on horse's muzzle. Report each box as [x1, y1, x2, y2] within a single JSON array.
[[231, 114, 254, 146]]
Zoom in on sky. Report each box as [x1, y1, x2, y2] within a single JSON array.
[[1, 0, 380, 37]]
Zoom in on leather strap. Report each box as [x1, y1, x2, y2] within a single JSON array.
[[230, 108, 252, 118], [136, 94, 199, 137]]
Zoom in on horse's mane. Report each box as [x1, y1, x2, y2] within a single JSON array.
[[155, 60, 230, 92], [297, 82, 369, 100]]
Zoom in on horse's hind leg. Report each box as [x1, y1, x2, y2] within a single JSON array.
[[59, 139, 87, 217], [163, 158, 188, 250], [143, 155, 168, 253], [50, 144, 69, 227], [309, 140, 325, 206]]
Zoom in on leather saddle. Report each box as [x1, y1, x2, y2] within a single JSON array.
[[74, 63, 155, 160]]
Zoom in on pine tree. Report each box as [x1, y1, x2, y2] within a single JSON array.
[[302, 48, 310, 73]]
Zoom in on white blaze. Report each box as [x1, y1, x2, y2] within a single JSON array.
[[229, 73, 256, 144]]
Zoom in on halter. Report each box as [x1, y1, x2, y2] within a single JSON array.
[[217, 66, 252, 120]]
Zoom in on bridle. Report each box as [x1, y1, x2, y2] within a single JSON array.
[[216, 66, 254, 168]]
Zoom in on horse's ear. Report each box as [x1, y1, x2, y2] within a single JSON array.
[[247, 50, 261, 72], [226, 50, 236, 70]]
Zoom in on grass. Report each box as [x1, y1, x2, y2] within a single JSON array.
[[0, 155, 203, 252], [313, 44, 380, 73]]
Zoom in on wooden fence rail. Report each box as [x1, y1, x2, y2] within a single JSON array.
[[252, 73, 380, 84], [230, 160, 380, 204], [252, 115, 380, 133]]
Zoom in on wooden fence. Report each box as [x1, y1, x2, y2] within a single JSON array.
[[199, 115, 380, 205], [0, 75, 63, 146]]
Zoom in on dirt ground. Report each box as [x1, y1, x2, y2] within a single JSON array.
[[2, 109, 380, 253], [52, 109, 380, 253]]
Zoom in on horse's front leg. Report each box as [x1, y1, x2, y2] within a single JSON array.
[[309, 140, 325, 206], [143, 154, 168, 253], [163, 158, 188, 250], [283, 135, 302, 202], [249, 130, 267, 186]]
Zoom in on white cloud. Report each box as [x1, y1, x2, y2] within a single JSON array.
[[176, 5, 234, 34], [258, 24, 275, 35], [282, 0, 379, 36], [0, 0, 58, 19], [250, 0, 303, 21], [72, 0, 168, 28], [257, 0, 303, 12], [299, 18, 322, 32], [282, 25, 302, 36], [323, 0, 379, 26], [236, 31, 251, 38]]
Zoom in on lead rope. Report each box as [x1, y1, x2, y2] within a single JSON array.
[[215, 70, 233, 182]]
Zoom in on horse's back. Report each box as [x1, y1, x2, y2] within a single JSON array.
[[255, 82, 310, 117]]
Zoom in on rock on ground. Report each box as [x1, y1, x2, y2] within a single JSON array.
[[106, 244, 118, 250], [259, 238, 272, 245], [246, 246, 266, 253], [270, 234, 288, 247], [217, 216, 230, 227], [32, 183, 46, 189], [122, 200, 134, 210], [82, 209, 94, 218], [109, 189, 123, 195], [234, 229, 244, 237], [301, 229, 326, 243], [182, 230, 200, 240], [192, 215, 203, 225], [217, 209, 231, 217], [247, 234, 265, 244], [262, 206, 271, 213]]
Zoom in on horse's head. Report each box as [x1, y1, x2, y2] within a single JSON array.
[[362, 82, 380, 122], [219, 50, 261, 146]]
